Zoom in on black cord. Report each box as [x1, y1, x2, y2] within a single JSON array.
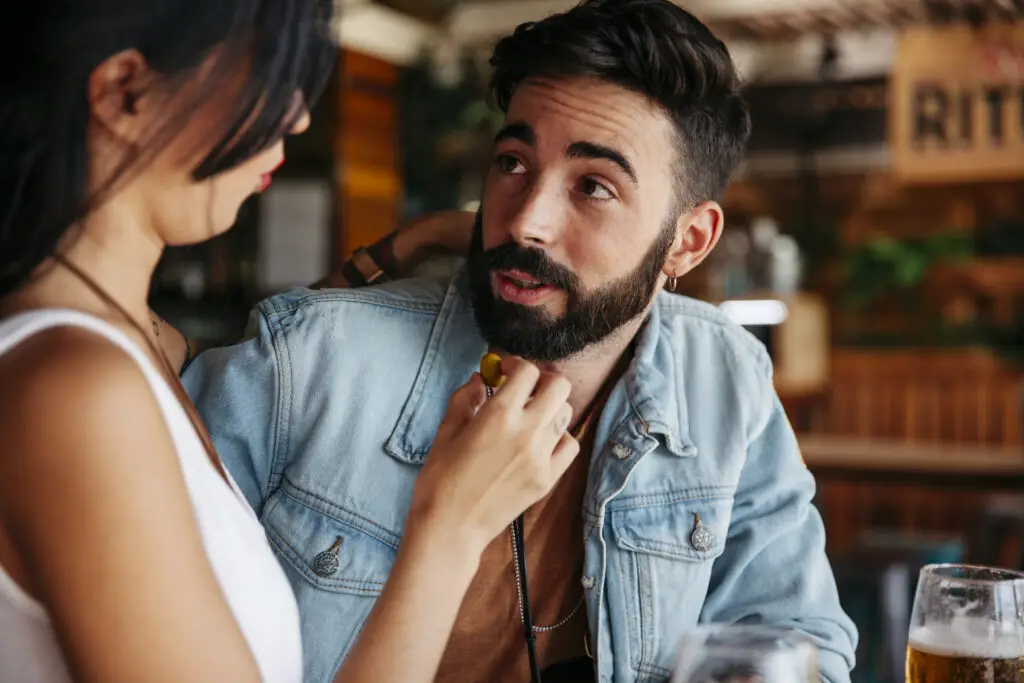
[[485, 383, 542, 682], [513, 514, 543, 683]]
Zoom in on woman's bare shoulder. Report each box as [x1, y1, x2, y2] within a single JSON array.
[[0, 326, 262, 682], [0, 324, 150, 406], [0, 325, 168, 479]]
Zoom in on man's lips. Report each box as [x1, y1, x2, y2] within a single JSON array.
[[492, 270, 559, 305]]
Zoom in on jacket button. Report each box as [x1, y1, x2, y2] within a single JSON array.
[[581, 575, 597, 590], [690, 513, 714, 552], [312, 536, 343, 577]]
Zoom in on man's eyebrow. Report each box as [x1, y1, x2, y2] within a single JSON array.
[[567, 141, 637, 185], [495, 124, 638, 185], [494, 122, 535, 146]]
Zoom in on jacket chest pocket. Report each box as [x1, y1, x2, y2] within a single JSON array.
[[262, 489, 399, 683], [607, 493, 734, 682]]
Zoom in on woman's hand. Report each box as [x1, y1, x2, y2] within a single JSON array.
[[333, 355, 576, 683], [313, 211, 475, 290], [407, 355, 578, 558]]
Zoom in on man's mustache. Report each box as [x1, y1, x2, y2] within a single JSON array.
[[480, 244, 578, 293]]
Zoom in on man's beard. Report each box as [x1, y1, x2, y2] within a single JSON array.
[[467, 212, 676, 362]]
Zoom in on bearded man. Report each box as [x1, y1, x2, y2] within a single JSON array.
[[184, 1, 857, 681]]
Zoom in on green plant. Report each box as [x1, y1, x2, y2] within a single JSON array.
[[842, 232, 974, 310], [397, 52, 492, 218]]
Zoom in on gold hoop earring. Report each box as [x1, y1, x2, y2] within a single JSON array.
[[666, 271, 678, 292]]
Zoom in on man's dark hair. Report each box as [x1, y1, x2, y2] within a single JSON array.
[[488, 0, 751, 208]]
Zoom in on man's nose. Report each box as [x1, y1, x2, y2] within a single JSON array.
[[506, 180, 566, 248]]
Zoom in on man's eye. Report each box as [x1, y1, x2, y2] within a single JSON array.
[[495, 155, 526, 174], [580, 177, 614, 200]]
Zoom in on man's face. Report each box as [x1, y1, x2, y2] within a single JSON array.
[[468, 77, 682, 362]]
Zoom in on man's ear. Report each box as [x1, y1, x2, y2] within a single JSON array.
[[662, 200, 725, 279]]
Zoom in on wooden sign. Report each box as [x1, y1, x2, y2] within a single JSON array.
[[891, 23, 1024, 184]]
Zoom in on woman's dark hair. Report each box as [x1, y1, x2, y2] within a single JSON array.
[[488, 0, 751, 210], [0, 1, 335, 296]]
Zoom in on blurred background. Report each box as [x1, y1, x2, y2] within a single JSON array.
[[153, 1, 1024, 679]]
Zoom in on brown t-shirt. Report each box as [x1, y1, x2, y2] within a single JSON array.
[[434, 427, 597, 683], [433, 357, 629, 683]]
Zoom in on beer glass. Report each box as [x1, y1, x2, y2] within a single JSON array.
[[907, 564, 1024, 683], [671, 625, 818, 683]]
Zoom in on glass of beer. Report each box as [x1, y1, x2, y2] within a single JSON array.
[[671, 624, 817, 683], [907, 563, 1024, 683]]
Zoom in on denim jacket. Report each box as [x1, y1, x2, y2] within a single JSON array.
[[183, 263, 857, 683]]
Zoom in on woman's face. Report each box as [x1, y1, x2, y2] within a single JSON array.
[[86, 49, 310, 247]]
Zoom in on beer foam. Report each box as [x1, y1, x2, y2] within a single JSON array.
[[910, 621, 1024, 659]]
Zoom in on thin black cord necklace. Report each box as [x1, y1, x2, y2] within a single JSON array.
[[512, 511, 543, 683], [479, 352, 624, 683], [485, 380, 543, 683]]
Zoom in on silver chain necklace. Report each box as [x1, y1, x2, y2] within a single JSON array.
[[487, 383, 585, 634], [508, 521, 585, 632]]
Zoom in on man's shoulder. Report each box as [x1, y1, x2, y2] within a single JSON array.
[[653, 293, 771, 376], [262, 275, 450, 319], [250, 274, 454, 343]]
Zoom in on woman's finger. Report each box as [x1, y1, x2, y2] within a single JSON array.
[[549, 432, 582, 482], [488, 356, 541, 408], [525, 372, 572, 426], [437, 374, 487, 438]]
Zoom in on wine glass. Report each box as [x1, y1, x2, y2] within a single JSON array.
[[906, 563, 1024, 683], [671, 624, 818, 683]]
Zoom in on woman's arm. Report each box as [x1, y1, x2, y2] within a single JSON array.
[[0, 329, 262, 683], [331, 521, 481, 683], [313, 210, 474, 289], [156, 211, 475, 373]]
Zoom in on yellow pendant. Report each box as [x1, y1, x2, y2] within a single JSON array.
[[480, 352, 506, 389]]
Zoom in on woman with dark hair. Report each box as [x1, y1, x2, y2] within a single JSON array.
[[0, 3, 578, 682]]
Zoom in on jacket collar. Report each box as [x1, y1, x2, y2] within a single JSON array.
[[384, 269, 488, 465], [625, 294, 698, 458], [384, 272, 695, 466]]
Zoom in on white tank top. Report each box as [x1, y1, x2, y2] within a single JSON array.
[[0, 309, 303, 683]]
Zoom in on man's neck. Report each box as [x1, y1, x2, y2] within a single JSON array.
[[515, 318, 643, 428]]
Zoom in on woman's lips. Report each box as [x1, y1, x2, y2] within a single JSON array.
[[258, 158, 286, 192]]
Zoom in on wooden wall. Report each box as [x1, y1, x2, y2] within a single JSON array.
[[335, 50, 402, 262], [814, 475, 1019, 557], [822, 349, 1021, 447]]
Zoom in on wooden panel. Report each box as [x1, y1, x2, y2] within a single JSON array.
[[814, 476, 999, 555], [335, 50, 402, 263], [800, 435, 1024, 473], [891, 22, 1024, 184], [805, 438, 1024, 557], [820, 349, 1022, 447]]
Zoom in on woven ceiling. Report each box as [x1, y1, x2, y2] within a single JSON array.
[[375, 0, 1024, 40]]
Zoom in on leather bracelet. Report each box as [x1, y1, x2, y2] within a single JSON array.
[[340, 258, 368, 287], [364, 229, 401, 280], [339, 230, 401, 288], [351, 247, 387, 284]]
